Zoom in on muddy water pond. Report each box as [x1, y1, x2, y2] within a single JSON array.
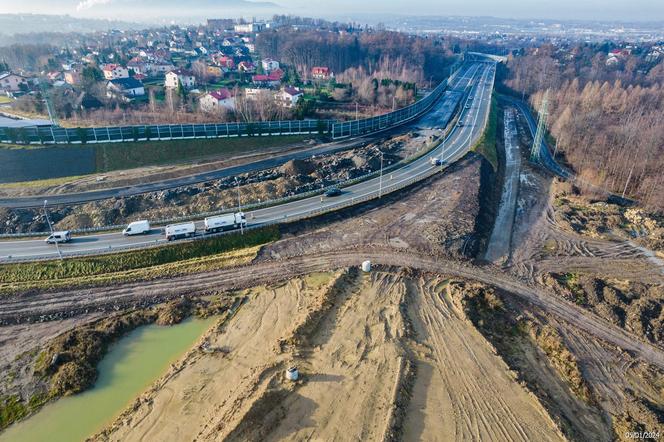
[[0, 318, 214, 442]]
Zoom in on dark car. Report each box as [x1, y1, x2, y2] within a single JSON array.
[[324, 187, 343, 197]]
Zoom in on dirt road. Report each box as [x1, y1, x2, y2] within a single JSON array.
[[3, 247, 663, 371]]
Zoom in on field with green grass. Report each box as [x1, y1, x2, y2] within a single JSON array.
[[0, 226, 279, 292]]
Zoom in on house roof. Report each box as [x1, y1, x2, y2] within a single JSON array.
[[208, 88, 233, 100], [283, 86, 303, 97], [169, 68, 194, 76], [109, 77, 144, 90]]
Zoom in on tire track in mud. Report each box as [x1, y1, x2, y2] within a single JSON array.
[[2, 247, 663, 370]]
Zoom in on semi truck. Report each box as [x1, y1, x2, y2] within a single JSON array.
[[204, 212, 246, 233], [164, 222, 196, 241]]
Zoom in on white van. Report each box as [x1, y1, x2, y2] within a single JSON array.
[[123, 220, 151, 236], [45, 231, 72, 244], [204, 212, 246, 233], [164, 222, 196, 241]]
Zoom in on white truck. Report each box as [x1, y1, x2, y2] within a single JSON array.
[[45, 231, 72, 244], [123, 220, 151, 236], [204, 212, 246, 234], [164, 222, 196, 241]]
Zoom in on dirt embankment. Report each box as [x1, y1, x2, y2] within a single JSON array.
[[0, 134, 418, 234], [0, 297, 236, 431]]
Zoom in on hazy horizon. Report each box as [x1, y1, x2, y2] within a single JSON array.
[[1, 0, 663, 23]]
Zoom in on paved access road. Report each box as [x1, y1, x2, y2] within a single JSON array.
[[0, 62, 495, 261]]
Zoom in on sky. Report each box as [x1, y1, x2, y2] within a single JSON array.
[[0, 0, 662, 22]]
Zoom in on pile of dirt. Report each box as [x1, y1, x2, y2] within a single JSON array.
[[278, 158, 315, 177], [543, 273, 664, 344], [554, 190, 664, 254]]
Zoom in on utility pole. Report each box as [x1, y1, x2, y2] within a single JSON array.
[[392, 96, 396, 112], [378, 150, 384, 198], [530, 89, 549, 163], [234, 178, 243, 235], [355, 102, 359, 120], [43, 200, 62, 260]]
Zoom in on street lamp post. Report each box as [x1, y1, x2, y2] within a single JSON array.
[[378, 150, 384, 198], [235, 178, 243, 235], [43, 199, 62, 260]]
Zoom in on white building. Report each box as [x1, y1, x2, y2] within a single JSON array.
[[261, 58, 280, 73], [277, 86, 303, 108], [0, 72, 29, 93], [165, 69, 196, 89], [199, 88, 235, 112], [106, 78, 145, 100], [234, 22, 266, 33], [102, 64, 129, 80]]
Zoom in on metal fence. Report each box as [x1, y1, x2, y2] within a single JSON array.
[[331, 60, 463, 139], [0, 119, 334, 145]]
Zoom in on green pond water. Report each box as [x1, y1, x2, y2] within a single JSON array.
[[1, 318, 214, 442]]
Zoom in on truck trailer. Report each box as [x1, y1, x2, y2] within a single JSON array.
[[164, 222, 196, 241], [204, 212, 246, 233]]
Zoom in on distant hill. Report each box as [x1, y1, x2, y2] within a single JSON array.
[[0, 14, 141, 37]]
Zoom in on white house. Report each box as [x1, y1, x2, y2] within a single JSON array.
[[261, 58, 280, 73], [165, 69, 196, 89], [199, 88, 235, 112], [277, 86, 303, 108], [106, 77, 145, 100], [102, 64, 129, 80]]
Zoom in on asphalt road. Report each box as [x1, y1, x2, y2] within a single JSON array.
[[0, 62, 495, 260], [1, 65, 471, 210]]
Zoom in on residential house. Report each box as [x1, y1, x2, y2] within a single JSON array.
[[213, 54, 235, 71], [127, 58, 149, 76], [199, 88, 235, 112], [64, 70, 81, 85], [277, 86, 303, 108], [312, 66, 332, 80], [106, 77, 145, 100], [102, 64, 129, 80], [238, 61, 256, 73], [223, 37, 244, 47], [165, 69, 196, 89], [261, 58, 280, 73], [252, 69, 284, 87], [0, 72, 29, 93]]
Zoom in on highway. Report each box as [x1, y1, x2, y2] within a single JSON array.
[[0, 62, 495, 261]]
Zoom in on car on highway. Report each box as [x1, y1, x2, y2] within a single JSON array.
[[45, 231, 72, 244], [324, 187, 343, 197], [430, 157, 447, 166], [123, 220, 151, 236], [457, 121, 464, 127], [204, 212, 246, 233]]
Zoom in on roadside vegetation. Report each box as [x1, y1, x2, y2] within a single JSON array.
[[1, 295, 238, 431], [471, 95, 498, 170], [0, 226, 279, 293]]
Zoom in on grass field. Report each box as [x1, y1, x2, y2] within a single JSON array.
[[0, 96, 14, 104], [92, 135, 308, 172], [472, 95, 498, 171], [0, 226, 279, 292]]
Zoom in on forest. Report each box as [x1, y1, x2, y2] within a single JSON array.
[[503, 45, 664, 210], [256, 29, 457, 83]]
